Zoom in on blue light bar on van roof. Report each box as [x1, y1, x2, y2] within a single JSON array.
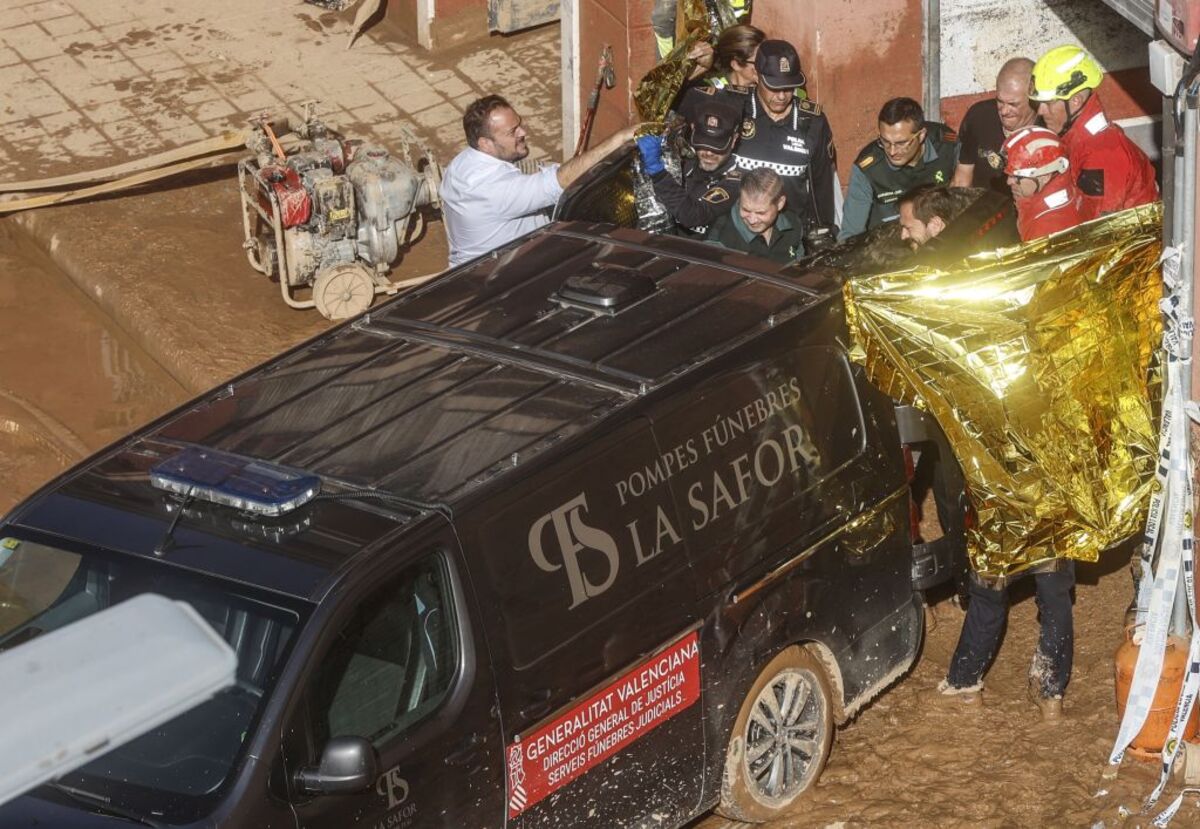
[[149, 446, 321, 517]]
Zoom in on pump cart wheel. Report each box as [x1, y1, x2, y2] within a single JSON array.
[[717, 646, 834, 822], [312, 263, 375, 320]]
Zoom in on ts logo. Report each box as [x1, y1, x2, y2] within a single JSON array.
[[376, 766, 409, 809], [528, 493, 620, 609]]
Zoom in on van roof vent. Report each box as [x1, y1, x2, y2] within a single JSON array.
[[553, 266, 657, 315]]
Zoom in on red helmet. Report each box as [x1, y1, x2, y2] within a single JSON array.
[[1002, 126, 1069, 178]]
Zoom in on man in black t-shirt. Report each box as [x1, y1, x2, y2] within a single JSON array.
[[952, 57, 1038, 196]]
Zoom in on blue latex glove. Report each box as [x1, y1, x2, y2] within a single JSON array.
[[636, 135, 665, 176]]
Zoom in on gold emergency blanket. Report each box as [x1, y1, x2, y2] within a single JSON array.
[[634, 0, 721, 124], [844, 204, 1164, 577]]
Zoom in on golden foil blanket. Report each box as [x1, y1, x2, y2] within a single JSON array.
[[634, 0, 719, 125], [844, 204, 1164, 577]]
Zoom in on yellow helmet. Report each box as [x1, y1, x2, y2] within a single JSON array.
[[1030, 45, 1103, 102]]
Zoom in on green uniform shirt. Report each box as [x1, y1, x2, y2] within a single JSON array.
[[838, 122, 960, 241], [705, 206, 805, 264]]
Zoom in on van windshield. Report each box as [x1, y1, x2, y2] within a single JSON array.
[[0, 535, 306, 824]]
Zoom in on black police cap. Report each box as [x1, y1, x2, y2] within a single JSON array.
[[755, 39, 806, 90], [689, 103, 738, 152]]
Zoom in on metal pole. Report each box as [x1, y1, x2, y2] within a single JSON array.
[[1184, 96, 1196, 361], [560, 0, 581, 162], [1175, 109, 1187, 252], [922, 0, 941, 123], [1169, 82, 1197, 635]]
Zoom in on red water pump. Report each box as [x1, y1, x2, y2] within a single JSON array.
[[238, 106, 442, 319]]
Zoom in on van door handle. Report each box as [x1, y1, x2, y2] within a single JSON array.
[[519, 688, 554, 721], [444, 732, 486, 766]]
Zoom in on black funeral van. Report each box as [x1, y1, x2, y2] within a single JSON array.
[[0, 161, 967, 828]]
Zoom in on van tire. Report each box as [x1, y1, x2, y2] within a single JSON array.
[[716, 646, 834, 823]]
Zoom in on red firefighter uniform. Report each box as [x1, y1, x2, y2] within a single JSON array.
[[1014, 178, 1085, 241], [1002, 125, 1086, 242], [1060, 92, 1157, 221]]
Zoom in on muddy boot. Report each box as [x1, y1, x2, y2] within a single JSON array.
[[1033, 694, 1064, 722], [926, 678, 983, 707], [1027, 678, 1064, 723]]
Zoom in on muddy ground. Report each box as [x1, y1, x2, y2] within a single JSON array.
[[695, 554, 1174, 829]]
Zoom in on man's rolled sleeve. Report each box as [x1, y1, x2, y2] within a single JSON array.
[[486, 164, 563, 217], [442, 148, 567, 266]]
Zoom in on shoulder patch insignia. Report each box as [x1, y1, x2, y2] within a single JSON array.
[[797, 98, 822, 116], [702, 187, 730, 204], [942, 128, 958, 143], [1078, 168, 1105, 196], [741, 119, 756, 139], [858, 154, 876, 170]]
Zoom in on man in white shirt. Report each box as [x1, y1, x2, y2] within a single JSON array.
[[440, 95, 638, 267]]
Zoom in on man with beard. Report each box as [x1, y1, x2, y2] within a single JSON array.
[[951, 57, 1039, 195], [638, 101, 743, 236], [734, 39, 838, 237], [1029, 45, 1157, 220], [441, 94, 637, 266], [928, 131, 1086, 722], [896, 184, 1018, 258]]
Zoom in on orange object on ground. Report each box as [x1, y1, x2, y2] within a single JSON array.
[[1114, 632, 1199, 761]]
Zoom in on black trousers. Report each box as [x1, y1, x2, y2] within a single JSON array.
[[946, 561, 1075, 697]]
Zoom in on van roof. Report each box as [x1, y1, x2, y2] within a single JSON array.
[[15, 223, 838, 591], [155, 222, 834, 501]]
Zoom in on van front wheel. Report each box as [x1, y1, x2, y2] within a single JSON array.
[[717, 646, 834, 823]]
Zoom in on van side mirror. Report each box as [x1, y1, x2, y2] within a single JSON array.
[[294, 736, 378, 796]]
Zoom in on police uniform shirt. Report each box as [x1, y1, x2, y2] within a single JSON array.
[[838, 122, 959, 241], [649, 154, 742, 235], [706, 205, 805, 264], [733, 94, 837, 233]]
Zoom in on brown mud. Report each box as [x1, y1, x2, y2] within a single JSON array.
[[0, 218, 185, 513], [693, 547, 1189, 829], [0, 165, 449, 510]]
